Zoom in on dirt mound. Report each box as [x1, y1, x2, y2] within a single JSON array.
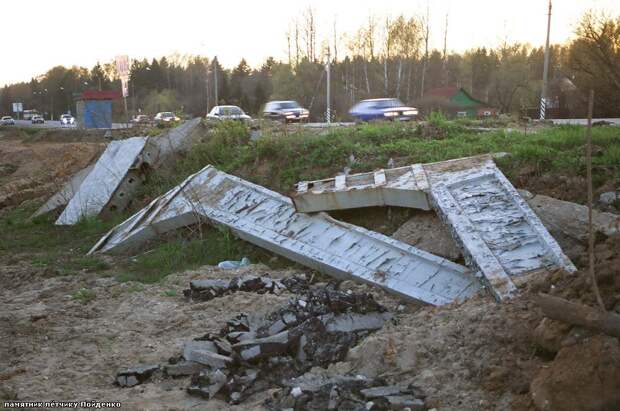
[[530, 335, 620, 411], [0, 138, 103, 210]]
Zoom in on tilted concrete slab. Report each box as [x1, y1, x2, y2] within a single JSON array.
[[89, 165, 481, 305], [142, 118, 202, 167], [293, 165, 430, 213], [291, 155, 576, 301], [423, 156, 576, 300], [56, 137, 148, 225], [35, 119, 201, 221], [32, 164, 94, 218]]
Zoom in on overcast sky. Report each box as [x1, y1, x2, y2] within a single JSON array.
[[1, 0, 618, 86]]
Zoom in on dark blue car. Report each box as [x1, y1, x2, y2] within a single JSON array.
[[349, 98, 419, 122]]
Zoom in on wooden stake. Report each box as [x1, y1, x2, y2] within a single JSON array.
[[586, 89, 605, 311]]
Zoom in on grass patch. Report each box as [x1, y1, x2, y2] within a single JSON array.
[[163, 289, 177, 297], [142, 121, 619, 197], [71, 288, 97, 304], [116, 225, 266, 283]]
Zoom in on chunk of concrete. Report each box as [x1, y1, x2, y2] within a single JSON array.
[[164, 361, 205, 377], [184, 341, 232, 368], [233, 330, 293, 362], [115, 364, 160, 387]]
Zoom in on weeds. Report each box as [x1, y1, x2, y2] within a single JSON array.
[[71, 288, 97, 304]]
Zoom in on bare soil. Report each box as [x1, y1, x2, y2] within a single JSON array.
[[0, 136, 103, 211], [2, 231, 618, 411]]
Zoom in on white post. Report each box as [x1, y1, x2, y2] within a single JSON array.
[[540, 0, 552, 120], [213, 57, 219, 106], [326, 48, 331, 124]]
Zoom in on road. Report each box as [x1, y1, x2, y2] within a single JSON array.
[[11, 120, 130, 129]]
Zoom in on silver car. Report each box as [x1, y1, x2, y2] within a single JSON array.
[[206, 105, 251, 122]]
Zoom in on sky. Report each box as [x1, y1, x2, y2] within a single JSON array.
[[1, 0, 618, 86]]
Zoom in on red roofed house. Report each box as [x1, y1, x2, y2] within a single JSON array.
[[419, 86, 498, 118]]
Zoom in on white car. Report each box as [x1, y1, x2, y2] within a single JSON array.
[[60, 114, 75, 126], [206, 105, 251, 122], [154, 112, 180, 123], [0, 116, 15, 125]]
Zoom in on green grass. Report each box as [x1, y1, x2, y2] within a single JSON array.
[[140, 121, 619, 197], [115, 226, 266, 283], [71, 288, 97, 304]]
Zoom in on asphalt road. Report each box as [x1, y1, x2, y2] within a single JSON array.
[[11, 119, 130, 129]]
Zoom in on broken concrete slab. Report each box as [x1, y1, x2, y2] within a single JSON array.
[[183, 341, 232, 369], [291, 155, 576, 301], [32, 164, 94, 218], [183, 275, 298, 301], [423, 156, 576, 300], [115, 364, 160, 387], [293, 164, 431, 213], [270, 372, 427, 411], [89, 165, 480, 305], [36, 119, 201, 222], [163, 361, 205, 377], [56, 136, 148, 225], [141, 118, 202, 167]]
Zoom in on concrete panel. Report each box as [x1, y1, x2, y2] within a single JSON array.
[[291, 155, 576, 301], [90, 166, 480, 305], [292, 165, 431, 213], [56, 137, 147, 225], [423, 156, 577, 300]]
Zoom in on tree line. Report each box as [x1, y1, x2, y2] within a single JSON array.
[[1, 11, 618, 120]]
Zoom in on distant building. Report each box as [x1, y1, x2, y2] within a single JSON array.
[[417, 86, 498, 118], [525, 74, 580, 119], [75, 90, 121, 129]]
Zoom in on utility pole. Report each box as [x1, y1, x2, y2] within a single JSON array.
[[540, 0, 552, 120], [205, 64, 210, 113], [213, 57, 219, 106], [326, 47, 331, 125], [420, 1, 430, 98], [443, 13, 449, 86]]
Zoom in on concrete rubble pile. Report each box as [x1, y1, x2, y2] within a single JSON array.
[[117, 280, 421, 409], [33, 119, 201, 223], [183, 274, 309, 302], [267, 372, 426, 411], [293, 155, 576, 301], [89, 165, 480, 305]]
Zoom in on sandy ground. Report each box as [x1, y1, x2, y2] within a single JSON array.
[[0, 254, 544, 411]]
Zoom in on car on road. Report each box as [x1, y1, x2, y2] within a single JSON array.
[[31, 115, 45, 124], [60, 114, 75, 126], [131, 114, 150, 124], [0, 116, 15, 125], [349, 98, 418, 122], [206, 105, 252, 123], [154, 112, 180, 124], [263, 101, 309, 123]]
